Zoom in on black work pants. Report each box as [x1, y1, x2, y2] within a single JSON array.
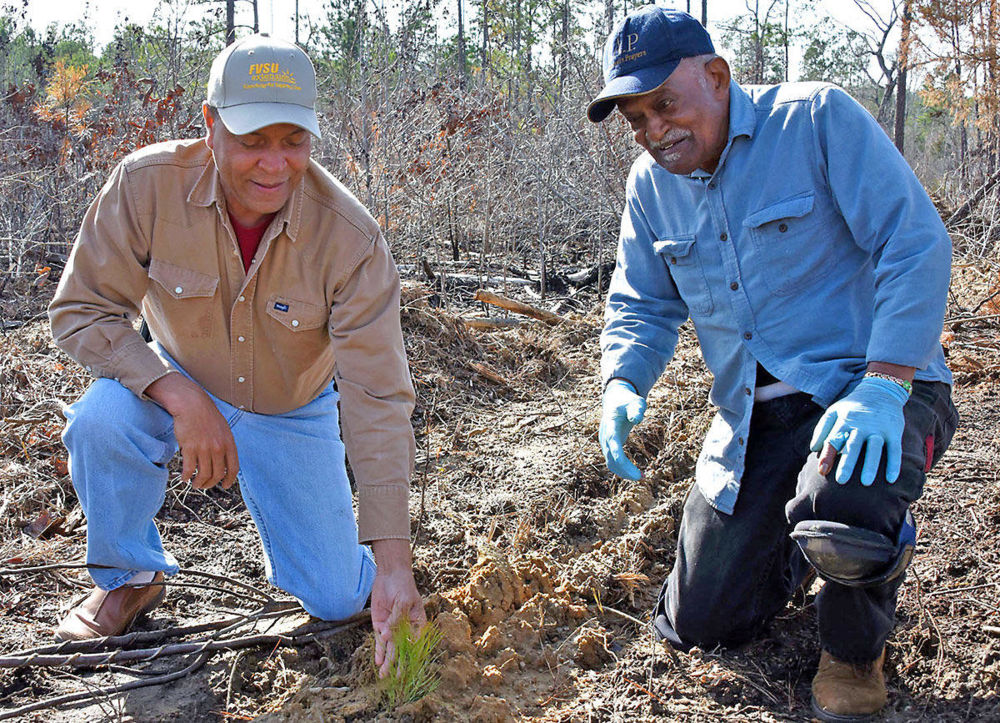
[[653, 381, 958, 663]]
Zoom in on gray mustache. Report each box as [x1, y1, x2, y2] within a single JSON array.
[[649, 131, 690, 151]]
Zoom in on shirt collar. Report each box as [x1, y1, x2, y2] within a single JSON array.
[[727, 81, 757, 142], [187, 156, 305, 243]]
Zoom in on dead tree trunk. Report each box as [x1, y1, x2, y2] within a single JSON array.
[[226, 0, 235, 44], [894, 1, 910, 153]]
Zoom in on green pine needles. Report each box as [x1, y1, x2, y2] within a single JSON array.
[[376, 619, 443, 710]]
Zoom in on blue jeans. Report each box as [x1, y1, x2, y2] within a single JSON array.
[[654, 381, 958, 662], [61, 350, 376, 621]]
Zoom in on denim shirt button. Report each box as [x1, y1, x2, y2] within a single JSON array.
[[720, 232, 728, 241], [730, 282, 739, 290], [670, 257, 677, 264], [778, 223, 788, 232], [744, 332, 753, 340]]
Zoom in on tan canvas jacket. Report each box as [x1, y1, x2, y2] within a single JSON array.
[[49, 139, 416, 542]]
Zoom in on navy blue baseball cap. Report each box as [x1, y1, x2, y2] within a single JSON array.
[[587, 6, 715, 123]]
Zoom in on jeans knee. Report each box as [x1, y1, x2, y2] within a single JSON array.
[[64, 379, 133, 442], [294, 574, 370, 621], [288, 551, 374, 621], [297, 591, 367, 621], [64, 379, 169, 449]]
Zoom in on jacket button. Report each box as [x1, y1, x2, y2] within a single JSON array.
[[238, 295, 245, 302], [237, 376, 245, 383], [174, 286, 183, 294], [238, 336, 245, 342], [291, 319, 300, 327]]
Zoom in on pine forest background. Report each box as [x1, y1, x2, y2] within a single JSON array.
[[1, 0, 998, 319]]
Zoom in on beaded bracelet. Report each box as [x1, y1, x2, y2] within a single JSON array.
[[864, 371, 913, 395]]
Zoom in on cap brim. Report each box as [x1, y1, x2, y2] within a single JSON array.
[[586, 60, 681, 122], [218, 103, 322, 138]]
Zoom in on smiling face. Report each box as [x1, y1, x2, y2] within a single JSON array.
[[617, 55, 731, 175], [203, 105, 312, 227]]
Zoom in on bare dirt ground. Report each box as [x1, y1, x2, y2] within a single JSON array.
[[1, 256, 999, 722]]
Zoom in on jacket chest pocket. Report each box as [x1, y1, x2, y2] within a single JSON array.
[[745, 192, 836, 297], [265, 294, 329, 332], [147, 259, 220, 339], [653, 235, 714, 315], [149, 258, 220, 299]]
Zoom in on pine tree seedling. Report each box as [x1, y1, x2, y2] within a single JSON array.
[[376, 618, 443, 710]]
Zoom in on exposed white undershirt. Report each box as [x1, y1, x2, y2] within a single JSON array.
[[754, 381, 799, 403]]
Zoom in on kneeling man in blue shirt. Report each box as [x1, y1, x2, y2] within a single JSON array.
[[589, 6, 959, 721]]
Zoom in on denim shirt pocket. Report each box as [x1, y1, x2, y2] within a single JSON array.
[[653, 234, 714, 315], [744, 191, 836, 297]]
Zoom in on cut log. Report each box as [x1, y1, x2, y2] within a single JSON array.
[[473, 290, 565, 326]]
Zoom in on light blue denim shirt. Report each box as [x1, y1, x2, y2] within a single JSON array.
[[601, 81, 953, 515]]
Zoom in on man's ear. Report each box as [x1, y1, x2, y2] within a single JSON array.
[[706, 56, 731, 96], [202, 103, 215, 150]]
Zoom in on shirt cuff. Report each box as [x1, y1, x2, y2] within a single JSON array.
[[602, 354, 660, 399], [357, 483, 410, 543], [105, 341, 174, 398]]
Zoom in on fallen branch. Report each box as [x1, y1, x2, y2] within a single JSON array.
[[473, 290, 565, 326], [0, 562, 278, 604], [10, 603, 303, 658], [944, 313, 1000, 327], [469, 361, 511, 386], [463, 317, 521, 331], [947, 166, 1000, 227], [566, 262, 615, 288], [0, 615, 367, 670]]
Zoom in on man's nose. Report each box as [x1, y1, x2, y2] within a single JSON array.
[[646, 115, 669, 143], [257, 149, 287, 174]]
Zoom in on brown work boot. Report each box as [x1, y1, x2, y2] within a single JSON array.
[[811, 647, 887, 722], [54, 572, 166, 641]]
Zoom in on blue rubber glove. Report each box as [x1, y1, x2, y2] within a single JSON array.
[[809, 376, 910, 486], [599, 378, 647, 481]]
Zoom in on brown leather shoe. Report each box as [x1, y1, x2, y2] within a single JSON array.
[[54, 572, 166, 641], [811, 647, 887, 722]]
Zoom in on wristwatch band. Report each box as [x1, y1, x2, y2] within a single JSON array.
[[864, 371, 913, 395]]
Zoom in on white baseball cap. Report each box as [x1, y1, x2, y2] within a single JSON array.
[[207, 34, 321, 138]]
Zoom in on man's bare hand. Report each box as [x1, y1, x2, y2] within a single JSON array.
[[145, 372, 239, 490], [370, 538, 425, 678]]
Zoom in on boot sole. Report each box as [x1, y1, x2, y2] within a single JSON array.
[[811, 695, 879, 722]]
